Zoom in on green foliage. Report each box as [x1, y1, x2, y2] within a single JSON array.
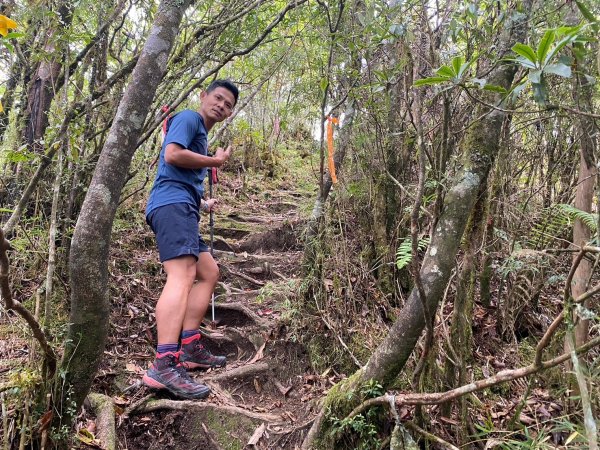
[[396, 236, 430, 270], [414, 54, 509, 94], [556, 204, 598, 234], [328, 379, 386, 450], [525, 203, 598, 250], [526, 205, 574, 249], [413, 55, 474, 87], [511, 26, 585, 105], [575, 0, 599, 33], [473, 416, 588, 449]]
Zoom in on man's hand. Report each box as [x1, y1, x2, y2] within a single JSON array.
[[214, 145, 232, 166], [202, 198, 218, 213]]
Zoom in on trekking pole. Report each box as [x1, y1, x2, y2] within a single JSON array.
[[208, 165, 218, 326]]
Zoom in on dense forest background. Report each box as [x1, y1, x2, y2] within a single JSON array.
[[1, 0, 599, 448]]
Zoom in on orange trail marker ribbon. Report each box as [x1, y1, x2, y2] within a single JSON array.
[[326, 116, 339, 184]]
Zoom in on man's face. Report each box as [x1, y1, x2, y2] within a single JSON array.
[[200, 87, 235, 123]]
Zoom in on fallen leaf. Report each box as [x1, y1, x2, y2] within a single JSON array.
[[125, 363, 143, 374], [485, 438, 504, 449], [565, 431, 579, 445], [246, 423, 266, 446], [519, 413, 535, 425], [76, 429, 102, 448], [248, 343, 266, 364]]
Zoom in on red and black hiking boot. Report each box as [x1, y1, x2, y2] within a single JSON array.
[[179, 334, 227, 370], [142, 352, 211, 400]]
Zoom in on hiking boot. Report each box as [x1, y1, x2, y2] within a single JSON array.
[[142, 352, 211, 399], [180, 334, 227, 369]]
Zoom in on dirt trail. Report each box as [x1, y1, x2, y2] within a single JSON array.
[[100, 182, 324, 449]]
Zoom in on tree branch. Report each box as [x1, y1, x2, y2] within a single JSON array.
[[0, 229, 57, 378], [136, 0, 309, 149], [346, 335, 600, 420]]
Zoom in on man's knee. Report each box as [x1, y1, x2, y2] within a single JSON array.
[[164, 256, 197, 287], [196, 255, 219, 284]]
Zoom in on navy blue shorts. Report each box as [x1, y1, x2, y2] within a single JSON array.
[[146, 203, 209, 262]]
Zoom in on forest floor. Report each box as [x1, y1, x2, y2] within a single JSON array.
[[1, 162, 598, 449], [94, 169, 322, 449]]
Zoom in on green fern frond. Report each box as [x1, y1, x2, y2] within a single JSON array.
[[527, 205, 571, 249], [526, 204, 598, 250], [556, 204, 598, 233], [396, 236, 431, 270]]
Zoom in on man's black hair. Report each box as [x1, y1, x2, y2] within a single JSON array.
[[206, 79, 239, 106]]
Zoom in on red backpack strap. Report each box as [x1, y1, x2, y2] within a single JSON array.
[[150, 105, 172, 170], [161, 104, 171, 136]]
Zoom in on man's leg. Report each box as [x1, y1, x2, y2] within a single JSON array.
[[182, 252, 219, 330], [179, 252, 226, 369], [143, 203, 211, 399], [157, 255, 197, 343]]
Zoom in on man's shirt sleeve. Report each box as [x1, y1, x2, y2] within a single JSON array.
[[164, 110, 199, 150]]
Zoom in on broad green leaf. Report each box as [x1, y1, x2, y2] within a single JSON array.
[[436, 65, 455, 78], [512, 43, 537, 65], [413, 76, 452, 87], [452, 56, 464, 77], [536, 30, 555, 65], [543, 63, 571, 78], [528, 69, 542, 84], [457, 61, 472, 78], [558, 55, 574, 66], [545, 30, 580, 64], [319, 77, 328, 93], [70, 145, 79, 162], [508, 80, 528, 104], [532, 82, 548, 106], [0, 208, 14, 213], [483, 84, 508, 94], [555, 25, 582, 36], [575, 1, 598, 31], [513, 56, 537, 69], [5, 32, 24, 39]]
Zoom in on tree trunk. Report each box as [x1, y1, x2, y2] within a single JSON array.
[[55, 0, 192, 431], [22, 3, 74, 154], [570, 57, 597, 348], [303, 3, 532, 447]]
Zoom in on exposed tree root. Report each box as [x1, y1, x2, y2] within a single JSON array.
[[87, 393, 116, 450], [209, 302, 269, 328], [205, 362, 270, 383], [224, 266, 266, 287], [129, 398, 282, 422]]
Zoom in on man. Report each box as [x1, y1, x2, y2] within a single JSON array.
[[142, 79, 238, 399]]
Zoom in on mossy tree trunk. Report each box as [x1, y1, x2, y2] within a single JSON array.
[[303, 3, 532, 447], [53, 0, 192, 433], [440, 184, 487, 441]]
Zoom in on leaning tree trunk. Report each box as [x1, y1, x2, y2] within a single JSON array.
[[54, 0, 192, 432], [303, 2, 532, 447]]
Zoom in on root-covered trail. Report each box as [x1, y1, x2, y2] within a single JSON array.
[[97, 175, 324, 449]]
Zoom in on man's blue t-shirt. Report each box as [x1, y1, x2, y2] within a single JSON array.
[[146, 110, 208, 216]]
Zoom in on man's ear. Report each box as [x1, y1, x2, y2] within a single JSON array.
[[200, 91, 207, 101]]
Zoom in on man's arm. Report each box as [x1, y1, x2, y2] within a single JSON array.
[[165, 143, 231, 169]]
